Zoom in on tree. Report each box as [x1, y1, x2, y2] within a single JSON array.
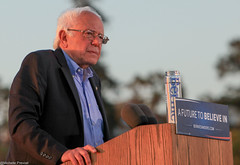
[[0, 80, 10, 160], [212, 39, 240, 115], [217, 40, 240, 77]]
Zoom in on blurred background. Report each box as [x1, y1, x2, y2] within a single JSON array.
[[0, 0, 239, 164]]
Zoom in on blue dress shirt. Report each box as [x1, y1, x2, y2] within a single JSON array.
[[62, 50, 104, 147]]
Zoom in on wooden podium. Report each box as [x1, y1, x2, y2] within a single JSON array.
[[64, 123, 233, 165]]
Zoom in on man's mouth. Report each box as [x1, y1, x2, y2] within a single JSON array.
[[87, 51, 99, 55]]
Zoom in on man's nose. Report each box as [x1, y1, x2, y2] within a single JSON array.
[[91, 37, 101, 46]]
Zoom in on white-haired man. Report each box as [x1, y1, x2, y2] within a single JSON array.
[[7, 6, 110, 165]]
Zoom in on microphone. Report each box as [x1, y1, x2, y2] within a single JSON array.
[[137, 104, 158, 124], [121, 103, 148, 128]]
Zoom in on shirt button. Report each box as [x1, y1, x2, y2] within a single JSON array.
[[78, 68, 81, 72]]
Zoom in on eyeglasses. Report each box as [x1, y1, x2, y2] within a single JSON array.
[[67, 28, 109, 44]]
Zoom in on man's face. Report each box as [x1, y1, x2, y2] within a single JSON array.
[[63, 11, 104, 68]]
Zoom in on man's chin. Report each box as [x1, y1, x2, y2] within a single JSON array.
[[80, 61, 98, 68]]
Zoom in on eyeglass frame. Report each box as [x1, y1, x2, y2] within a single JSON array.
[[67, 28, 109, 44]]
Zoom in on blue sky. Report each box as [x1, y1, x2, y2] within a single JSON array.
[[1, 0, 240, 102]]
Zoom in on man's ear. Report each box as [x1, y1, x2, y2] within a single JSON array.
[[59, 30, 68, 48]]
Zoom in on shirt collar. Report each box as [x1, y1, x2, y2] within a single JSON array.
[[62, 50, 93, 80]]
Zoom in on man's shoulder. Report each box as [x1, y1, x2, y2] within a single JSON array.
[[28, 49, 55, 58], [24, 49, 62, 62], [20, 49, 63, 69]]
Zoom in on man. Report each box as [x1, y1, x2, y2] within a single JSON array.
[[7, 6, 110, 165]]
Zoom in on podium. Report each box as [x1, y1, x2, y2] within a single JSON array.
[[64, 123, 233, 165]]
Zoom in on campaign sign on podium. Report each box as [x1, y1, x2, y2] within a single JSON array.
[[175, 98, 230, 141]]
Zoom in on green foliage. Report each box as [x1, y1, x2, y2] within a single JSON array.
[[0, 81, 9, 160], [0, 134, 9, 160], [211, 39, 240, 111], [217, 40, 240, 77]]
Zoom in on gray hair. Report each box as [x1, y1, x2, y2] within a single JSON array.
[[53, 6, 102, 49]]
